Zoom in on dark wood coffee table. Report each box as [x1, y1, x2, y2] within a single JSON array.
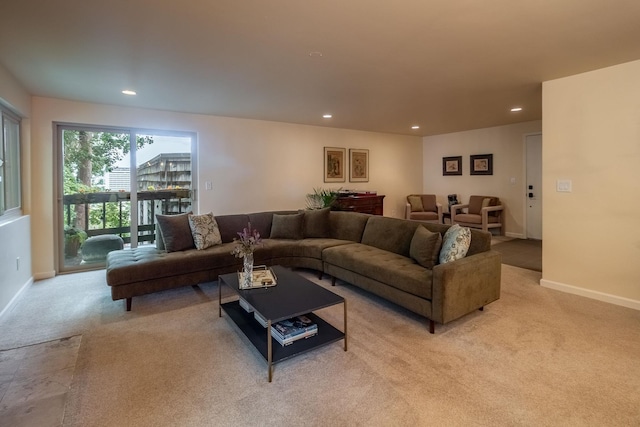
[[218, 265, 347, 382]]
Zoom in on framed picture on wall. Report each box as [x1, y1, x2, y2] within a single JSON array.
[[442, 156, 462, 176], [470, 154, 493, 175], [324, 147, 346, 182], [349, 149, 369, 182]]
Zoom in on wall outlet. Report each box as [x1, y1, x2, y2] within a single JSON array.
[[205, 181, 212, 190]]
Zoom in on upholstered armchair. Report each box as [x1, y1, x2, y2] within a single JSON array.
[[451, 195, 504, 234], [405, 194, 443, 223]]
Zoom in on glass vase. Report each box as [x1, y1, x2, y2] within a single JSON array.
[[241, 252, 254, 289]]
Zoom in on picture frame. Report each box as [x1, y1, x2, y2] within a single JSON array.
[[442, 156, 462, 176], [324, 147, 346, 182], [470, 154, 493, 175], [349, 149, 369, 182]]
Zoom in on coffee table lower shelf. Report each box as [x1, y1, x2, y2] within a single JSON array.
[[221, 300, 345, 369]]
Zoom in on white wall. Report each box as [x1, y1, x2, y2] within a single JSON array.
[[542, 60, 640, 308], [30, 97, 423, 277], [0, 63, 32, 317], [423, 120, 542, 237]]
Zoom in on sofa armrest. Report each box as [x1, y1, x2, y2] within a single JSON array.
[[431, 250, 501, 324]]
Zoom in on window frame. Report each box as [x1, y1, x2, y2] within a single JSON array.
[[0, 105, 21, 220]]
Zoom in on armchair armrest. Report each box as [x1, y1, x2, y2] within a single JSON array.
[[481, 204, 504, 224], [436, 203, 443, 224], [431, 250, 502, 324], [405, 202, 412, 220], [450, 203, 468, 223]]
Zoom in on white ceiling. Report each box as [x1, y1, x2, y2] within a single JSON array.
[[1, 0, 640, 136]]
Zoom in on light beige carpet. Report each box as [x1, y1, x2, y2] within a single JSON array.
[[1, 266, 639, 426]]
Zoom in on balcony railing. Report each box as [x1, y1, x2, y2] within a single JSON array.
[[63, 189, 191, 244]]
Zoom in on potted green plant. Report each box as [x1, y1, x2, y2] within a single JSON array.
[[64, 225, 88, 257], [305, 187, 341, 209]]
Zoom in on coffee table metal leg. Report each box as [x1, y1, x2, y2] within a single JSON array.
[[343, 299, 348, 351], [267, 320, 273, 382], [218, 279, 222, 317]]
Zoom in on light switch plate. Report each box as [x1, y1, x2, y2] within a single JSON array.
[[556, 179, 572, 192]]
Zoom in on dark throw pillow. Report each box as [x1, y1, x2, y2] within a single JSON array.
[[409, 226, 443, 269], [155, 212, 195, 252], [302, 208, 330, 238], [270, 213, 304, 240]]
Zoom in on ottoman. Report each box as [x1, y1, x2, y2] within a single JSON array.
[[81, 234, 124, 263]]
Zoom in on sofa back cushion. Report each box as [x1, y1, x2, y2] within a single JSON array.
[[300, 207, 331, 238], [214, 214, 250, 243], [361, 216, 420, 257], [329, 211, 370, 242]]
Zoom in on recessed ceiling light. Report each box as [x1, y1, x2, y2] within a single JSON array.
[[323, 114, 332, 119], [122, 90, 137, 96], [510, 107, 522, 112], [411, 125, 420, 130]]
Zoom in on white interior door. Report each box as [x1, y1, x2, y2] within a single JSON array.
[[525, 134, 542, 240]]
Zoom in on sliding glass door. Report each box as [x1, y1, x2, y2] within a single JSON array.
[[57, 125, 195, 272]]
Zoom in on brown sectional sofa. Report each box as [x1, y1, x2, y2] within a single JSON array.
[[106, 209, 501, 333]]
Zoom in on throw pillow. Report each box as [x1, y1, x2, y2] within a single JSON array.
[[155, 212, 195, 252], [301, 207, 330, 238], [270, 213, 304, 240], [155, 223, 165, 251], [407, 195, 424, 212], [409, 226, 442, 269], [188, 212, 222, 250], [439, 224, 471, 264]]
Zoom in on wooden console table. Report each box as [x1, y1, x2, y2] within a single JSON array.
[[333, 194, 385, 216]]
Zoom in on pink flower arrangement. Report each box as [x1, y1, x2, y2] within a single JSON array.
[[231, 223, 262, 258]]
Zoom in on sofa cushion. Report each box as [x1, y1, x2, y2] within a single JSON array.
[[407, 195, 424, 212], [409, 226, 442, 269], [322, 243, 433, 299], [439, 224, 471, 264], [328, 211, 370, 242], [270, 213, 304, 239], [188, 212, 222, 250], [155, 212, 195, 252], [214, 214, 250, 243], [361, 216, 419, 257], [302, 208, 330, 238]]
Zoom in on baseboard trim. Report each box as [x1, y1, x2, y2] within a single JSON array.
[[505, 232, 525, 239], [540, 279, 640, 311], [33, 271, 56, 281], [0, 277, 34, 319]]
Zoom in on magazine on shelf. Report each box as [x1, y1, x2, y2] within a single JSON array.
[[271, 328, 318, 346], [237, 265, 278, 289], [272, 315, 317, 339], [239, 297, 254, 313]]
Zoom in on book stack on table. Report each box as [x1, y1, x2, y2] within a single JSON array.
[[270, 315, 318, 346]]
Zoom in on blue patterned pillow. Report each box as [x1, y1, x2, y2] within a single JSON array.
[[439, 224, 471, 264]]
